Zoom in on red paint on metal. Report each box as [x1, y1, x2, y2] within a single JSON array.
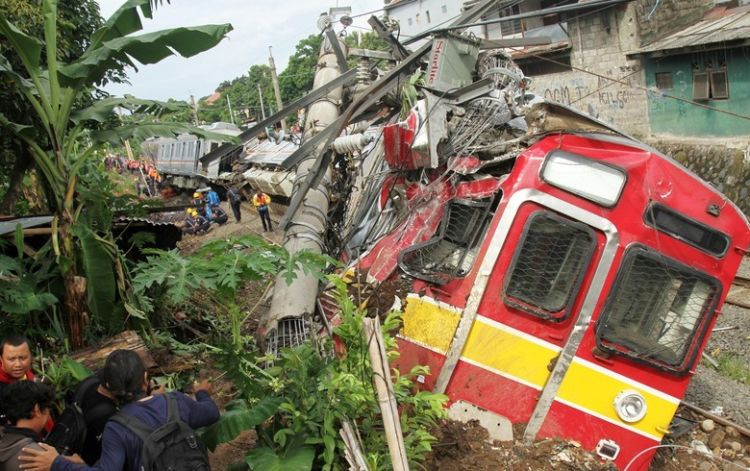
[[389, 133, 750, 469]]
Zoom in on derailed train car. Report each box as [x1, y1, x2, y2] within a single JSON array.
[[248, 5, 750, 469], [144, 122, 242, 188], [359, 106, 750, 469]]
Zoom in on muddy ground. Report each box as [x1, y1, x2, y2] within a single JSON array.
[[163, 200, 750, 470]]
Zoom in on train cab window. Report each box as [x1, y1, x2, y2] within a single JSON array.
[[596, 247, 720, 374], [399, 196, 496, 285], [644, 203, 729, 257], [503, 211, 596, 321]]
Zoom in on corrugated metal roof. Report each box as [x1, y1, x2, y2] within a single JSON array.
[[0, 216, 53, 236], [242, 140, 299, 167], [636, 7, 750, 55]]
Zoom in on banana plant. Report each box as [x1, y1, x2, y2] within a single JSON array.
[[0, 0, 237, 348]]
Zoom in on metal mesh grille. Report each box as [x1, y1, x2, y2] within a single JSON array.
[[399, 198, 493, 284], [265, 317, 310, 357], [597, 249, 719, 370], [504, 212, 595, 320]]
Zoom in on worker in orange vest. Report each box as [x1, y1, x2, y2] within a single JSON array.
[[252, 190, 272, 232]]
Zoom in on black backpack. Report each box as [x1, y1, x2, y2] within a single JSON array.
[[110, 393, 209, 471], [45, 375, 101, 455]]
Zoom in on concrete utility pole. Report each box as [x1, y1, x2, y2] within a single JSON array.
[[226, 95, 235, 125], [264, 29, 345, 341], [257, 83, 266, 120], [268, 46, 287, 131], [190, 95, 199, 125]]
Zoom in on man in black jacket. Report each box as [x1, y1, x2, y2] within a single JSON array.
[[0, 381, 60, 471]]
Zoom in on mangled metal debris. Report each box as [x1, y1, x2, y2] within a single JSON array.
[[246, 2, 750, 470]]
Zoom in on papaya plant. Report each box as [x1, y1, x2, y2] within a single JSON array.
[[203, 277, 448, 471], [0, 0, 237, 347]]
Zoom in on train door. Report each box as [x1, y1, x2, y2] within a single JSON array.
[[434, 188, 620, 450]]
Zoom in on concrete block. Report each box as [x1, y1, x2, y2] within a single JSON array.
[[447, 400, 514, 442]]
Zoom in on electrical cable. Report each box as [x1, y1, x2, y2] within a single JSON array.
[[623, 444, 741, 471]]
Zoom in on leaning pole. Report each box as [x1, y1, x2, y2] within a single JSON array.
[[262, 28, 345, 344]]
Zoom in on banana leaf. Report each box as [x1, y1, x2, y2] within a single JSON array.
[[73, 95, 188, 123], [60, 24, 233, 87], [77, 226, 118, 329], [90, 122, 241, 146], [201, 397, 283, 451]]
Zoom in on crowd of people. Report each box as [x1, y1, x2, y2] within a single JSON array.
[[0, 335, 219, 471], [182, 187, 273, 235], [103, 156, 163, 197]]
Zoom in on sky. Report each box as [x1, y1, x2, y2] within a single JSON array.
[[96, 0, 385, 101]]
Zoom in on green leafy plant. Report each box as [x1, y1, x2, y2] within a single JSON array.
[[714, 351, 750, 385], [36, 356, 92, 405], [0, 237, 62, 340], [204, 276, 447, 471], [0, 0, 237, 348]]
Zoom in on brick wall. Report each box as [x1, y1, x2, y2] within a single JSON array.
[[647, 138, 750, 215], [634, 0, 712, 46], [525, 4, 651, 137]]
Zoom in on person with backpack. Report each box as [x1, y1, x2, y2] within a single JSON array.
[[0, 381, 61, 471], [44, 374, 119, 465], [18, 350, 219, 471]]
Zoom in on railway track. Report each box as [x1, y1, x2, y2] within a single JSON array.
[[726, 257, 750, 309]]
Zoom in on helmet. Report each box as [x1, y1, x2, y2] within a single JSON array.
[[193, 192, 202, 198], [185, 209, 192, 215]]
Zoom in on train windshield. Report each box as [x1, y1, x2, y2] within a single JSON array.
[[596, 247, 721, 374]]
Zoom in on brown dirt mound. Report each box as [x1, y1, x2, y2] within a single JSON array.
[[426, 420, 618, 471]]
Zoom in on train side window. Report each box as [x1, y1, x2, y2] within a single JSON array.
[[399, 196, 497, 285], [596, 247, 720, 374], [502, 211, 596, 321], [644, 203, 729, 257]]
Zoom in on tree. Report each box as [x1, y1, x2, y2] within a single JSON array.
[[278, 34, 323, 105], [0, 0, 236, 348], [0, 0, 122, 214]]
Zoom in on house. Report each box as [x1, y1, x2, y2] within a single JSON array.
[[383, 0, 465, 41], [381, 0, 750, 213], [630, 5, 750, 137]]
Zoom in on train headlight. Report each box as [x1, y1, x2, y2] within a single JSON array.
[[541, 151, 626, 207], [614, 390, 647, 423]]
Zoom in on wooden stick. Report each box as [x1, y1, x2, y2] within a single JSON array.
[[363, 317, 409, 471], [340, 421, 369, 471], [681, 400, 750, 438]]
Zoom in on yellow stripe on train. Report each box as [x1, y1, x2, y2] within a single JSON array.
[[401, 294, 678, 441], [556, 358, 678, 440]]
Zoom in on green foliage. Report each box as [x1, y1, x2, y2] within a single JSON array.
[[0, 241, 60, 322], [278, 34, 323, 105], [133, 235, 334, 310], [715, 351, 750, 385], [0, 0, 235, 346], [37, 356, 92, 404], [401, 70, 425, 118], [245, 444, 317, 471], [209, 277, 447, 471], [202, 397, 283, 451]]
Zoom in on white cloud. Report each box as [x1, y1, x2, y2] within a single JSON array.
[[96, 0, 384, 100]]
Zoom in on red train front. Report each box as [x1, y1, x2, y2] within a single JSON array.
[[357, 126, 749, 469]]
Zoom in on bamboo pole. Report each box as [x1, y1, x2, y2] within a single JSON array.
[[363, 317, 409, 471]]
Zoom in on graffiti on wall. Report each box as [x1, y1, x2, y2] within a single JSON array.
[[540, 72, 636, 110]]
